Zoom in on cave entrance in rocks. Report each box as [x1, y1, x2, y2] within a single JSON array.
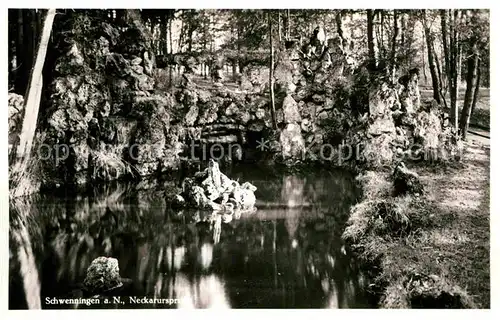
[[183, 128, 271, 164], [184, 127, 244, 164], [243, 129, 268, 162]]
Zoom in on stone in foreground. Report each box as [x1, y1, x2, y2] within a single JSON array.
[[83, 257, 122, 294]]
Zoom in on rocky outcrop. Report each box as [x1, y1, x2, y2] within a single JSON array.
[[399, 68, 421, 114], [343, 68, 461, 169], [27, 16, 462, 193], [43, 11, 181, 185]]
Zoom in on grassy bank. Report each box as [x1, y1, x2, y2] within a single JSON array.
[[342, 140, 490, 308]]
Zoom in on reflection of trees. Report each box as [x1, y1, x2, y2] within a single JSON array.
[[9, 198, 42, 309], [10, 167, 372, 309]]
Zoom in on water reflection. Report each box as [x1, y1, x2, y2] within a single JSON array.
[[9, 198, 42, 309], [9, 166, 373, 309]]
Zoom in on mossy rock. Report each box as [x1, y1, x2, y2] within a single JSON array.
[[83, 257, 122, 294]]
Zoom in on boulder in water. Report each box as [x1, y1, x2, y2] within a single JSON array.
[[83, 257, 122, 294]]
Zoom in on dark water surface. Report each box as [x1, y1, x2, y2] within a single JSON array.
[[9, 164, 375, 309]]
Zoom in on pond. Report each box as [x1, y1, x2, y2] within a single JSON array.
[[9, 164, 376, 309]]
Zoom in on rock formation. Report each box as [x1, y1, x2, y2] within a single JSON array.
[[174, 159, 257, 214], [39, 11, 182, 186]]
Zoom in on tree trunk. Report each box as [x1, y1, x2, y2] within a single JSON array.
[[367, 9, 377, 70], [15, 9, 26, 94], [470, 62, 482, 119], [168, 16, 173, 87], [149, 18, 155, 52], [449, 9, 460, 132], [403, 14, 416, 69], [400, 12, 406, 50], [459, 42, 479, 139], [8, 10, 16, 88], [378, 10, 385, 62], [456, 44, 463, 88], [421, 27, 428, 84], [11, 9, 56, 175], [237, 21, 244, 71], [286, 9, 291, 40], [161, 15, 168, 55], [278, 11, 282, 43], [434, 46, 448, 109], [390, 10, 399, 82], [178, 18, 184, 53], [232, 61, 237, 81], [268, 11, 277, 130], [188, 27, 194, 52], [423, 10, 441, 103], [440, 10, 451, 88], [23, 10, 35, 89]]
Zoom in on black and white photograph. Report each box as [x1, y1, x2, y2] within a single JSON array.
[[5, 4, 493, 311]]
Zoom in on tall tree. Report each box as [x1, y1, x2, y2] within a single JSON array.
[[367, 9, 377, 70], [168, 12, 174, 87], [160, 14, 167, 55], [376, 10, 385, 63], [278, 11, 282, 42], [268, 11, 277, 129], [440, 9, 451, 86], [458, 9, 488, 138], [421, 27, 428, 84], [459, 40, 479, 138], [470, 62, 482, 119], [433, 44, 448, 108], [389, 10, 399, 82], [449, 10, 460, 132], [15, 9, 26, 93], [286, 9, 291, 40], [11, 9, 56, 186], [422, 9, 441, 103]]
